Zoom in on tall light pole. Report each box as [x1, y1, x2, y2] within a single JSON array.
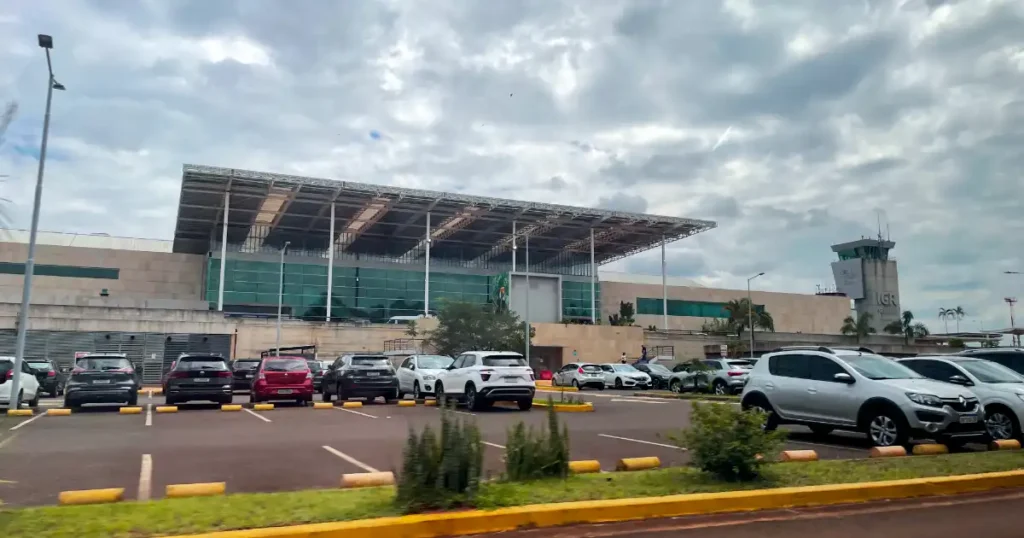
[[9, 35, 65, 410], [747, 272, 765, 359], [275, 241, 290, 357], [1005, 272, 1022, 346]]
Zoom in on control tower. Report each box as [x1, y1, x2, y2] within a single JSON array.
[[830, 238, 900, 334]]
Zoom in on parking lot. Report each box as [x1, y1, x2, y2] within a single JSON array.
[[0, 389, 904, 507]]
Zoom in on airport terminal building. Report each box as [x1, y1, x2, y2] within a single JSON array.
[[0, 165, 855, 380]]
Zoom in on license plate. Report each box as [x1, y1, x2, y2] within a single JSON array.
[[246, 374, 253, 378], [92, 379, 110, 384], [960, 415, 978, 424], [366, 372, 379, 377], [193, 378, 209, 383], [503, 377, 519, 383], [277, 389, 293, 395]]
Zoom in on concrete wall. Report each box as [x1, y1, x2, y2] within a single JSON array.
[[232, 319, 408, 359], [532, 323, 645, 366], [600, 281, 851, 334], [855, 259, 901, 333], [0, 242, 205, 307], [0, 303, 235, 334]]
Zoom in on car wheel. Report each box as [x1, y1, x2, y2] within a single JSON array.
[[435, 383, 447, 407], [465, 384, 481, 411], [413, 382, 422, 400], [321, 385, 332, 403], [669, 379, 683, 393], [865, 409, 908, 447], [248, 393, 257, 404], [742, 396, 779, 432], [809, 425, 834, 437], [597, 384, 605, 391], [713, 380, 728, 395], [336, 383, 346, 402], [614, 378, 623, 390], [985, 407, 1020, 441], [517, 398, 533, 411], [27, 390, 40, 408], [127, 393, 139, 407], [571, 379, 580, 390], [296, 399, 307, 407]]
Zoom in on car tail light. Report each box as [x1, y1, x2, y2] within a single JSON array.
[[258, 371, 266, 381], [480, 369, 495, 382], [4, 370, 11, 379], [169, 371, 189, 379], [72, 367, 86, 374], [529, 372, 535, 381], [577, 367, 585, 374], [110, 368, 134, 374], [47, 370, 56, 377], [216, 371, 231, 378], [306, 372, 313, 380], [727, 370, 745, 376]]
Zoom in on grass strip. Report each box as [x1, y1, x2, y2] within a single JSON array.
[[5, 451, 1024, 538], [632, 391, 740, 402]]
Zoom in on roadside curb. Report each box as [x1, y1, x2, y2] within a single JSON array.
[[532, 401, 594, 412], [341, 472, 395, 488], [46, 408, 71, 416], [536, 386, 579, 393], [252, 404, 274, 411], [166, 482, 226, 498], [990, 440, 1022, 451], [162, 470, 1024, 538], [58, 488, 124, 505], [119, 406, 143, 415], [6, 409, 32, 416]]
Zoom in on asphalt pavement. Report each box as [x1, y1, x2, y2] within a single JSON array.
[[0, 388, 878, 506]]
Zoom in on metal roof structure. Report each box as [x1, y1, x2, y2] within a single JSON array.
[[173, 164, 716, 269]]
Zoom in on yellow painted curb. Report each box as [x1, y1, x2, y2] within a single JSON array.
[[990, 439, 1022, 451], [313, 402, 334, 409], [139, 387, 163, 395], [161, 470, 1024, 538], [912, 443, 949, 456], [58, 488, 124, 506], [342, 401, 363, 409], [616, 456, 661, 471], [46, 408, 72, 416], [119, 406, 143, 415], [341, 472, 396, 488], [535, 380, 552, 386], [253, 403, 274, 411], [869, 446, 908, 458], [536, 386, 579, 393], [423, 399, 437, 407], [156, 405, 178, 413], [397, 400, 416, 407], [6, 409, 32, 417], [780, 450, 818, 462], [221, 404, 243, 412], [166, 482, 226, 498], [532, 401, 594, 412], [568, 460, 601, 474]]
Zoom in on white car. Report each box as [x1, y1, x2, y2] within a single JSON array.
[[899, 356, 1024, 441], [397, 354, 454, 399], [435, 351, 536, 411], [598, 364, 652, 389], [0, 357, 41, 409], [552, 362, 606, 390]]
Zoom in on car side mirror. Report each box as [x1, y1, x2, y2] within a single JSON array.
[[949, 374, 972, 386], [408, 364, 415, 371], [834, 373, 855, 384]]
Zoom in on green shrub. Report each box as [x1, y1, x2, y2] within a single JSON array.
[[504, 399, 570, 481], [395, 406, 483, 512], [556, 391, 585, 405], [671, 402, 786, 481]]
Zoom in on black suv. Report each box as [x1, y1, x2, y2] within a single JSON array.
[[27, 359, 66, 397], [322, 354, 399, 403], [165, 354, 233, 405], [64, 354, 139, 409], [956, 349, 1024, 376], [230, 358, 261, 391]]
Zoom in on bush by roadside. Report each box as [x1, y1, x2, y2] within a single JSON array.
[[671, 402, 786, 481], [505, 400, 570, 481], [394, 405, 483, 512]]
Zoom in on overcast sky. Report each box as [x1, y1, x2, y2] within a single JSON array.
[[1, 0, 1022, 334]]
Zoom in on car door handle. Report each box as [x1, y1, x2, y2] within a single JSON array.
[[806, 388, 818, 394]]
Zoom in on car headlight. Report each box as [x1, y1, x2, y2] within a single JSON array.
[[906, 392, 943, 408], [423, 375, 436, 381]]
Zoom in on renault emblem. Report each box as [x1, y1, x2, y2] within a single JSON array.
[[958, 396, 966, 406]]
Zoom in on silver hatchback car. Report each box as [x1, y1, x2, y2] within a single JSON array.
[[741, 346, 987, 447]]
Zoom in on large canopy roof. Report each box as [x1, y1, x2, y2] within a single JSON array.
[[173, 164, 716, 267]]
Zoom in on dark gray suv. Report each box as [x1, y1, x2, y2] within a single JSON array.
[[164, 354, 233, 405]]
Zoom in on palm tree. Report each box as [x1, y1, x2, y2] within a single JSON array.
[[841, 312, 876, 343], [884, 310, 930, 344], [723, 298, 775, 336], [938, 307, 952, 334], [953, 306, 965, 332]]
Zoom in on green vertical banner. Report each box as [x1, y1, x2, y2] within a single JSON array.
[[493, 271, 510, 312]]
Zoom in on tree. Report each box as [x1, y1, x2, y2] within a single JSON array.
[[840, 312, 876, 343], [607, 301, 635, 326], [723, 298, 775, 337], [701, 318, 734, 335], [405, 321, 418, 338], [953, 306, 965, 332], [938, 307, 952, 334], [423, 301, 533, 357], [884, 310, 929, 344]]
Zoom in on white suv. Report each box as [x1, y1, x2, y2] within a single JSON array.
[[741, 346, 987, 447], [0, 357, 41, 409], [435, 351, 536, 411]]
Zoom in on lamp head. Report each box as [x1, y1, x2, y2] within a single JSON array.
[[38, 34, 54, 49]]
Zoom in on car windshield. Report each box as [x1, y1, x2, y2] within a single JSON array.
[[233, 360, 260, 370], [306, 361, 324, 372], [27, 362, 53, 371], [264, 359, 308, 372], [417, 356, 453, 369], [580, 364, 602, 373], [177, 359, 228, 371], [842, 354, 920, 380], [351, 356, 390, 368], [77, 358, 133, 371], [727, 361, 753, 369], [612, 364, 638, 372], [647, 363, 671, 374], [956, 360, 1024, 384], [482, 355, 527, 367]]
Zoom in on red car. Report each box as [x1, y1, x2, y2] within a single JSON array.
[[250, 356, 314, 406]]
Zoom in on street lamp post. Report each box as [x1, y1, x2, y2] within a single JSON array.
[[9, 35, 65, 411], [747, 272, 765, 359], [275, 241, 290, 357]]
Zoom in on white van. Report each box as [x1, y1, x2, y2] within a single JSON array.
[[387, 316, 422, 325]]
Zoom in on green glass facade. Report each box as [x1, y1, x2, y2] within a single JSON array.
[[562, 280, 600, 321], [635, 298, 763, 318], [0, 262, 119, 280]]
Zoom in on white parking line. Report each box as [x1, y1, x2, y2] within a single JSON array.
[[334, 407, 378, 419], [9, 412, 46, 431], [482, 441, 505, 449], [322, 445, 379, 473], [598, 433, 686, 451], [243, 408, 272, 423], [138, 454, 153, 502], [145, 404, 152, 427]]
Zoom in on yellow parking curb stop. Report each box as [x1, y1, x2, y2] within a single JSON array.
[[221, 404, 242, 412], [58, 488, 124, 505], [155, 405, 178, 413], [780, 450, 819, 462], [869, 445, 907, 458], [252, 403, 274, 411], [165, 482, 226, 498], [313, 402, 333, 409], [616, 456, 661, 471], [119, 406, 143, 415], [568, 460, 602, 474], [990, 439, 1022, 451], [341, 472, 395, 488], [46, 408, 72, 416], [342, 401, 363, 409], [397, 400, 416, 407], [423, 399, 437, 406], [912, 443, 949, 455], [6, 409, 32, 417]]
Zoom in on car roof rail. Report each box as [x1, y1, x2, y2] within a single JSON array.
[[830, 346, 877, 354], [770, 346, 833, 353]]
